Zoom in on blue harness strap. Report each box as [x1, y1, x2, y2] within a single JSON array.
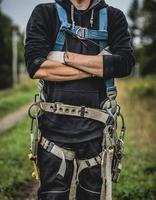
[[99, 7, 116, 98], [54, 3, 116, 99], [54, 3, 108, 51], [99, 7, 108, 51], [53, 3, 71, 51], [68, 27, 108, 40]]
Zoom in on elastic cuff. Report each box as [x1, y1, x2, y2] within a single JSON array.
[[103, 55, 114, 80], [28, 57, 47, 78]]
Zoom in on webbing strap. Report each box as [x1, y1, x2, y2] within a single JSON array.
[[54, 3, 108, 51], [53, 3, 70, 51], [99, 7, 108, 51], [40, 136, 75, 178], [99, 7, 116, 98], [76, 153, 102, 181], [40, 102, 110, 124], [40, 136, 75, 161], [67, 26, 108, 40], [100, 149, 114, 200], [40, 136, 103, 183]]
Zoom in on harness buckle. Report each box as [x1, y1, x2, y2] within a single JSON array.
[[80, 106, 86, 117], [76, 27, 87, 40]]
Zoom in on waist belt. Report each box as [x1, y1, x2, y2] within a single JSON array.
[[40, 102, 110, 124]]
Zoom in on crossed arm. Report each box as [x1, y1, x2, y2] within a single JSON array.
[[33, 52, 103, 81]]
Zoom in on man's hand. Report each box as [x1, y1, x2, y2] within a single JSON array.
[[64, 52, 103, 78]]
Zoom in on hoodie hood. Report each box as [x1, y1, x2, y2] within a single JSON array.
[[55, 0, 108, 12], [55, 0, 108, 30]]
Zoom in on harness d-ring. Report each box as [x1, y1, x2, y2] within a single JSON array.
[[28, 103, 40, 119]]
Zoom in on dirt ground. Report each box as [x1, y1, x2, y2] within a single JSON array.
[[21, 173, 76, 200]]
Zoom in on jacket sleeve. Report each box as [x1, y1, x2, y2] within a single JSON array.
[[103, 8, 135, 79], [24, 4, 52, 78]]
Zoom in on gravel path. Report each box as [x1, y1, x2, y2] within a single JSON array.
[[0, 103, 32, 134]]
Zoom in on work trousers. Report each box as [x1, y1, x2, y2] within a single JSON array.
[[37, 137, 103, 200]]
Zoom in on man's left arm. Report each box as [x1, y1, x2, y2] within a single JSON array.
[[64, 8, 135, 79], [64, 53, 103, 77]]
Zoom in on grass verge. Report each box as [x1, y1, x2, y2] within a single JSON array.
[[0, 80, 37, 118], [113, 78, 156, 200], [0, 118, 35, 200]]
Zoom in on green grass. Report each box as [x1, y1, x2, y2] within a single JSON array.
[[112, 79, 156, 200], [127, 75, 156, 97], [0, 118, 33, 200], [0, 80, 37, 118]]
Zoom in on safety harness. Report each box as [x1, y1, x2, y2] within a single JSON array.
[[28, 3, 126, 200]]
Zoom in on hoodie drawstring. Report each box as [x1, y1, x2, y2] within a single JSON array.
[[70, 5, 94, 28], [71, 5, 75, 29], [90, 9, 94, 27]]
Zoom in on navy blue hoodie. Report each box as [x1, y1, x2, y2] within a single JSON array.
[[25, 0, 135, 143]]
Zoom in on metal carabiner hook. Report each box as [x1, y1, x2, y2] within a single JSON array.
[[28, 103, 40, 119]]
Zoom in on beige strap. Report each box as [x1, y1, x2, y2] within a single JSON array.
[[40, 136, 75, 178], [76, 153, 102, 181], [40, 102, 109, 124], [40, 136, 75, 161]]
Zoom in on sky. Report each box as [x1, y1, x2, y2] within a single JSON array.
[[1, 0, 135, 31]]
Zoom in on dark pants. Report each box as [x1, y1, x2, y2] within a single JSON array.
[[37, 137, 103, 200]]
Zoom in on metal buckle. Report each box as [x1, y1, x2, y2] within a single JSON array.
[[53, 102, 62, 112], [80, 106, 86, 117], [46, 142, 54, 152], [107, 86, 117, 100], [76, 27, 87, 40]]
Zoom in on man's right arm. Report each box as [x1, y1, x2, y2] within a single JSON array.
[[24, 4, 90, 81], [33, 60, 91, 81]]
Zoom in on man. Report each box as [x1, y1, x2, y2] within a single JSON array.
[[25, 0, 135, 199]]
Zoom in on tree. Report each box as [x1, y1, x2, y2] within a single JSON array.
[[0, 2, 24, 89], [140, 0, 156, 75], [129, 0, 156, 76], [0, 10, 13, 89], [128, 0, 139, 47]]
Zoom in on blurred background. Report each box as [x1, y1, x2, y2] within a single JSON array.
[[0, 0, 155, 199]]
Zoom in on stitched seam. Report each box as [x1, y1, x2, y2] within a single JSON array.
[[53, 89, 99, 93], [78, 183, 101, 194], [41, 188, 70, 194]]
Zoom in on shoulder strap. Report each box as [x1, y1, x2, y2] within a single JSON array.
[[99, 7, 117, 99], [55, 3, 68, 25], [53, 3, 69, 51], [99, 7, 108, 51]]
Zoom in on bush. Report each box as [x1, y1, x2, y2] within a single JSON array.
[[128, 76, 156, 97]]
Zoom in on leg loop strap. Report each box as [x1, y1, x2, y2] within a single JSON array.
[[40, 136, 75, 178], [76, 153, 102, 182]]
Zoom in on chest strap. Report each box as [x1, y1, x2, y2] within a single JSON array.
[[40, 102, 110, 124], [55, 3, 108, 45], [60, 25, 108, 41]]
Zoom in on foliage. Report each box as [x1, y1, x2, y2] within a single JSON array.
[[140, 0, 156, 75], [129, 0, 156, 76], [0, 7, 24, 89], [128, 0, 139, 47], [113, 78, 156, 199], [126, 76, 156, 97], [0, 11, 13, 88]]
